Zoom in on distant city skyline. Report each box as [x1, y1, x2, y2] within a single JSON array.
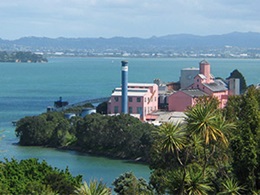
[[0, 0, 259, 40]]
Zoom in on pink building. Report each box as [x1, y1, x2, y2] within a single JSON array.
[[107, 83, 158, 120], [168, 60, 229, 111]]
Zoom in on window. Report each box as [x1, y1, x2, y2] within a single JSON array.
[[114, 106, 118, 113], [114, 97, 119, 102], [137, 97, 141, 102], [137, 107, 143, 115], [129, 107, 132, 113], [129, 97, 132, 102]]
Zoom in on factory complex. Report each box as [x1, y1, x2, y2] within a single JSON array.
[[106, 60, 240, 124]]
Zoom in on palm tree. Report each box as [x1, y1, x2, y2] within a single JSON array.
[[185, 101, 228, 146], [166, 164, 213, 195], [155, 122, 187, 166], [188, 134, 204, 164], [218, 178, 244, 195], [185, 97, 231, 175], [75, 180, 111, 195], [153, 122, 187, 194], [185, 165, 213, 195]]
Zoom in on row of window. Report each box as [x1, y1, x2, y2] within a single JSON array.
[[114, 106, 157, 114], [114, 106, 143, 114], [114, 96, 141, 102], [114, 96, 156, 103]]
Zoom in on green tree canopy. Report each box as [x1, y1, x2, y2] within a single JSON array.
[[226, 86, 260, 193], [0, 158, 82, 194], [113, 172, 152, 195]]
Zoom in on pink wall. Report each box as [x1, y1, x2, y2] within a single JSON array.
[[202, 88, 229, 109], [107, 83, 158, 120], [168, 91, 194, 112], [191, 75, 206, 90], [189, 75, 229, 109], [168, 60, 230, 112]]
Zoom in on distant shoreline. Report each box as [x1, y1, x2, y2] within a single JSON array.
[[44, 55, 260, 59]]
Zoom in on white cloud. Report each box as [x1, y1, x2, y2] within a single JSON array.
[[0, 0, 259, 39]]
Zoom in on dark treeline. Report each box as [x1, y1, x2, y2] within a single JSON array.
[[13, 86, 260, 194], [15, 112, 156, 162]]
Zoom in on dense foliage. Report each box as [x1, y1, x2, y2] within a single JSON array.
[[113, 172, 153, 195], [14, 86, 260, 194], [225, 86, 260, 193], [16, 112, 76, 147], [16, 113, 156, 161], [0, 158, 82, 194], [0, 51, 48, 63], [149, 94, 260, 194], [96, 101, 108, 114]]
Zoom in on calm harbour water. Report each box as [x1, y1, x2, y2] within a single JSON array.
[[0, 57, 259, 185]]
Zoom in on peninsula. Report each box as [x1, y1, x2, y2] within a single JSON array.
[[0, 51, 48, 63]]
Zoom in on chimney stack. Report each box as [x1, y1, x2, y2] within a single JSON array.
[[121, 61, 128, 114]]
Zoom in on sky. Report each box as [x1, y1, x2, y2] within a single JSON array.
[[0, 0, 259, 40]]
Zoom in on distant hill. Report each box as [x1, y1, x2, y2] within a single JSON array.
[[1, 32, 260, 51]]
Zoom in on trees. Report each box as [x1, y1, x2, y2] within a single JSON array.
[[185, 97, 228, 146], [0, 51, 48, 63], [152, 122, 187, 194], [150, 126, 214, 194], [15, 112, 72, 147], [15, 112, 156, 161], [149, 92, 259, 194], [150, 96, 235, 194], [225, 86, 260, 193], [76, 114, 156, 161], [96, 101, 108, 114], [218, 178, 244, 195], [184, 164, 212, 195], [50, 117, 77, 147], [15, 115, 53, 146], [113, 172, 152, 195], [185, 96, 233, 177], [13, 90, 260, 193], [154, 123, 187, 160], [0, 158, 82, 194]]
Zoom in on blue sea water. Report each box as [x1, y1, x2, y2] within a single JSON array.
[[0, 57, 259, 185]]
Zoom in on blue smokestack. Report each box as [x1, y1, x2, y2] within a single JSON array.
[[121, 60, 128, 114]]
